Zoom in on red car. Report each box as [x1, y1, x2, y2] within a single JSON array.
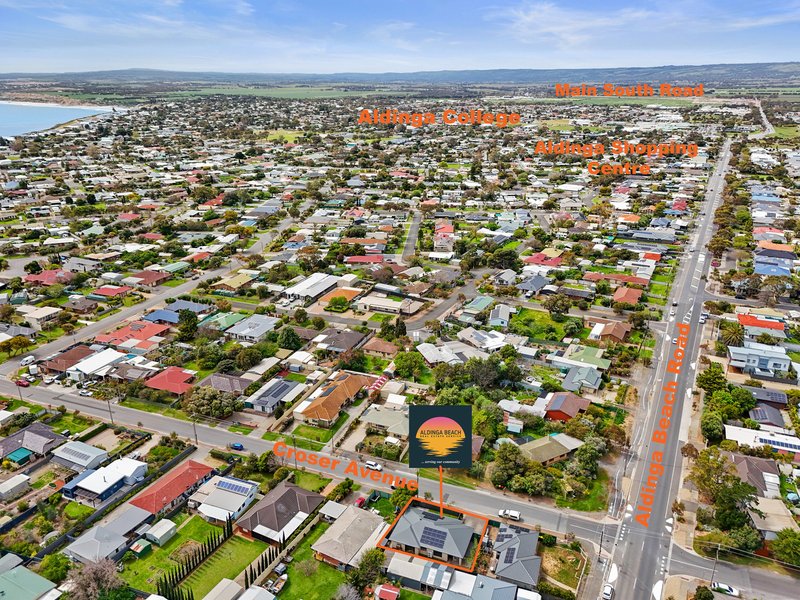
[[15, 379, 30, 387], [355, 497, 366, 508]]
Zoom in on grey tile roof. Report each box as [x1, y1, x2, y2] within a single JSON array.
[[387, 507, 473, 559]]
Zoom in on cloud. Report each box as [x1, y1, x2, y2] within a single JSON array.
[[370, 21, 421, 52]]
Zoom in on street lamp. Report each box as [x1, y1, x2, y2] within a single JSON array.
[[291, 434, 297, 469], [105, 396, 115, 425]]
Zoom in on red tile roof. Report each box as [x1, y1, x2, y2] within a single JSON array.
[[95, 320, 170, 348], [187, 252, 211, 263], [118, 212, 141, 221], [524, 253, 563, 266], [345, 255, 385, 264], [612, 287, 643, 304], [140, 233, 164, 241], [145, 366, 195, 395], [737, 314, 785, 331], [584, 272, 650, 286], [130, 460, 213, 514], [93, 285, 132, 297], [24, 269, 74, 286]]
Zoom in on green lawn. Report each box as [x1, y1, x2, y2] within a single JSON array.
[[281, 522, 345, 600], [648, 283, 669, 297], [122, 515, 221, 592], [556, 469, 609, 512], [121, 398, 189, 421], [228, 424, 254, 435], [162, 278, 187, 288], [3, 397, 36, 411], [771, 125, 800, 139], [419, 468, 477, 489], [64, 501, 95, 521], [31, 470, 57, 490], [184, 535, 268, 598], [369, 496, 397, 521], [48, 412, 96, 434], [292, 469, 331, 493], [368, 313, 394, 322], [283, 372, 307, 383], [261, 431, 280, 441], [510, 308, 580, 340], [400, 590, 433, 600], [292, 412, 349, 443]]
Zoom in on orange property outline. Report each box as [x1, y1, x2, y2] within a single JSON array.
[[376, 496, 490, 573]]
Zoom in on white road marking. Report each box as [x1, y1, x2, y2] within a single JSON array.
[[652, 580, 664, 600], [608, 563, 619, 584]]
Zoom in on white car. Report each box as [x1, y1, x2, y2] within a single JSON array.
[[78, 390, 93, 397], [672, 337, 678, 344], [669, 309, 676, 317], [711, 582, 740, 597], [498, 509, 521, 521], [601, 583, 614, 599], [364, 460, 382, 472], [20, 355, 35, 367], [43, 376, 55, 385]]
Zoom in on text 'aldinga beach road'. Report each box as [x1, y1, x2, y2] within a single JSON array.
[[635, 322, 690, 527]]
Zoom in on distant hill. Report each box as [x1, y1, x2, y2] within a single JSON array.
[[1, 63, 799, 85]]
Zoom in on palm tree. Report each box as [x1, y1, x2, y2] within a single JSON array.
[[720, 322, 745, 347]]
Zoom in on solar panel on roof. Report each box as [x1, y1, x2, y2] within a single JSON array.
[[60, 446, 92, 461], [217, 480, 250, 495], [504, 548, 517, 564], [420, 526, 447, 549]]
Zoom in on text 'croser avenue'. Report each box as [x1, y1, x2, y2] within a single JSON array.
[[273, 440, 418, 491], [635, 322, 690, 527]]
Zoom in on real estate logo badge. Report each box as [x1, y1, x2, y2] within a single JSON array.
[[409, 406, 472, 469]]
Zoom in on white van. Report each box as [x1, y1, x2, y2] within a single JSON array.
[[20, 356, 35, 367]]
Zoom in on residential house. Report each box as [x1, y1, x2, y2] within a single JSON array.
[[130, 460, 214, 515], [225, 314, 281, 343], [16, 305, 62, 331], [489, 304, 515, 328], [562, 365, 603, 393], [727, 341, 793, 378], [519, 433, 585, 465], [64, 296, 98, 314], [24, 269, 74, 287], [188, 475, 258, 524], [122, 270, 171, 288], [748, 497, 800, 541], [197, 373, 252, 396], [0, 423, 66, 464], [361, 405, 409, 439], [212, 273, 255, 293], [456, 327, 508, 352], [94, 320, 170, 353], [545, 391, 591, 422], [548, 344, 611, 372], [385, 506, 474, 566], [63, 257, 102, 273], [236, 481, 324, 544], [312, 505, 387, 570], [294, 372, 373, 427], [722, 452, 780, 499], [743, 386, 788, 409], [313, 328, 366, 354], [492, 525, 541, 590], [284, 272, 340, 301], [356, 294, 424, 316], [199, 312, 247, 332], [245, 378, 306, 414], [0, 566, 60, 600], [41, 344, 96, 375], [51, 441, 108, 472], [145, 366, 195, 395], [67, 347, 126, 381], [362, 337, 399, 359]]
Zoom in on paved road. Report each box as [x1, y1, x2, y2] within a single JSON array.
[[402, 210, 422, 264], [0, 267, 227, 377], [606, 140, 742, 600]]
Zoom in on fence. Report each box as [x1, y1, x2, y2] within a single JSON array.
[[35, 444, 197, 558], [250, 514, 322, 588]]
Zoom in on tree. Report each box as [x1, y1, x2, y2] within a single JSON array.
[[216, 298, 232, 312], [687, 446, 736, 503], [719, 322, 745, 347], [394, 351, 426, 380], [38, 552, 71, 583], [24, 260, 42, 274], [394, 318, 406, 338], [541, 294, 572, 321], [45, 283, 65, 299], [184, 386, 242, 419], [335, 583, 362, 600], [771, 528, 800, 566], [693, 587, 714, 600], [700, 410, 724, 442], [235, 347, 263, 371], [563, 319, 582, 337], [327, 296, 350, 311], [277, 327, 303, 351], [67, 559, 126, 600], [294, 308, 308, 323], [728, 525, 762, 552], [491, 442, 529, 488], [177, 309, 198, 342], [696, 362, 728, 396], [390, 486, 415, 509], [311, 316, 326, 330], [346, 547, 384, 591]]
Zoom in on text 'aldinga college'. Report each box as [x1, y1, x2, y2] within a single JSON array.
[[635, 322, 690, 528]]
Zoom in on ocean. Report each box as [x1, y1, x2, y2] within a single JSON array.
[[0, 102, 109, 138]]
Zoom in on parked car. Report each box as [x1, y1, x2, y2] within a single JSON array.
[[601, 584, 614, 599], [672, 337, 678, 344], [24, 375, 36, 382], [228, 442, 245, 451], [20, 356, 35, 367], [669, 309, 676, 317], [498, 509, 521, 521], [43, 376, 55, 385], [364, 460, 382, 471], [78, 390, 93, 397], [355, 497, 366, 508], [15, 379, 30, 387], [711, 583, 740, 597]]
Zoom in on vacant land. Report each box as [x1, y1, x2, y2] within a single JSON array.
[[540, 544, 586, 589], [556, 469, 609, 512], [292, 469, 331, 493], [281, 522, 345, 600]]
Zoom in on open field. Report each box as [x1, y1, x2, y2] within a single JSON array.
[[166, 86, 412, 99]]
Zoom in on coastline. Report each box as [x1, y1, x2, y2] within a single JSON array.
[[0, 99, 119, 112]]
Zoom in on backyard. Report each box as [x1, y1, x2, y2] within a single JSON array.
[[540, 544, 586, 589], [510, 308, 580, 341], [121, 515, 221, 592], [292, 412, 349, 443], [183, 535, 268, 598], [292, 469, 332, 493], [281, 522, 345, 600]]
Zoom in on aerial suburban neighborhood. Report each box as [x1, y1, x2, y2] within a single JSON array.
[[0, 4, 798, 600]]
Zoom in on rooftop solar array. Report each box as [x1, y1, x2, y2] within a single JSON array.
[[60, 446, 92, 462], [217, 479, 251, 495], [504, 547, 517, 564], [420, 526, 447, 549]]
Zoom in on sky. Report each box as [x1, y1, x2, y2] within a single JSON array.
[[1, 0, 799, 73]]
